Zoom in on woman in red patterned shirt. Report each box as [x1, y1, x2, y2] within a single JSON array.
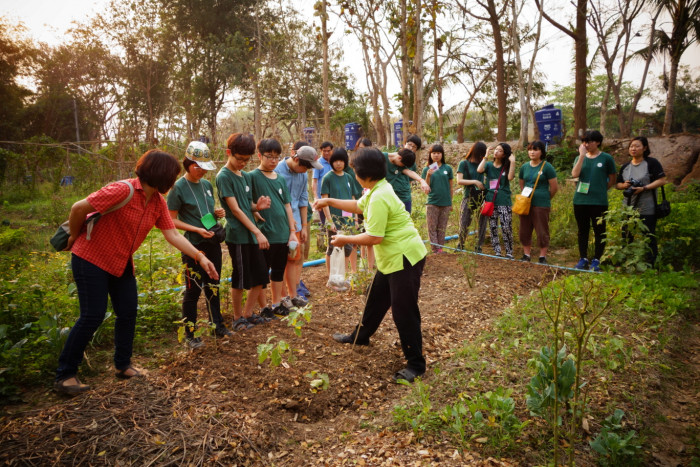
[[54, 150, 219, 396]]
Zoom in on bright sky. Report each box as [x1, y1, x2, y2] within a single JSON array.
[[2, 0, 699, 115]]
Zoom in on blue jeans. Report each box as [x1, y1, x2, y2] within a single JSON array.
[[55, 255, 138, 381]]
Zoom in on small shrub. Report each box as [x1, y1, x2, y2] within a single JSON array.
[[0, 227, 25, 251], [590, 409, 643, 466]]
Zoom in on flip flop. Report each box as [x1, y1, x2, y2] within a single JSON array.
[[392, 368, 423, 384], [115, 365, 144, 379]]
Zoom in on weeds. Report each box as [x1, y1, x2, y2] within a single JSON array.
[[590, 409, 643, 466]]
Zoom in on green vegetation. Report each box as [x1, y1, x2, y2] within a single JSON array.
[[391, 269, 697, 463]]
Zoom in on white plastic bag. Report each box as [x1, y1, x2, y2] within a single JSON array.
[[327, 247, 350, 292]]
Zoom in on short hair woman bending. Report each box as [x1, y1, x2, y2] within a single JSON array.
[[54, 150, 219, 396], [615, 136, 667, 264], [313, 148, 428, 383]]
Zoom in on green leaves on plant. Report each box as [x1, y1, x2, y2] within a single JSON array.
[[590, 409, 642, 466], [305, 370, 330, 392], [256, 336, 289, 367], [526, 345, 576, 422]]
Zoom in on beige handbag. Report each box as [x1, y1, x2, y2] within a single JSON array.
[[513, 163, 544, 216]]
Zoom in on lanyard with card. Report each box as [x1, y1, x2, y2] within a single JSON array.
[[185, 178, 217, 227], [200, 212, 217, 229]]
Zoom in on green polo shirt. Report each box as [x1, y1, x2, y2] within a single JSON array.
[[518, 161, 557, 208], [421, 164, 453, 206], [321, 170, 355, 229], [249, 168, 292, 244], [573, 152, 616, 206], [457, 159, 484, 198], [167, 177, 217, 245], [383, 152, 417, 203], [484, 162, 512, 207], [358, 179, 427, 274], [216, 166, 256, 244]]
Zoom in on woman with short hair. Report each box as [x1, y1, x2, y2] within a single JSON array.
[[55, 150, 219, 396]]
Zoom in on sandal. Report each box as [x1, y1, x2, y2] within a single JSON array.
[[232, 316, 254, 331], [115, 365, 144, 379], [392, 368, 424, 384], [54, 376, 90, 396], [248, 313, 271, 324]]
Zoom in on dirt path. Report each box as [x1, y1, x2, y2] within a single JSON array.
[[0, 253, 696, 465]]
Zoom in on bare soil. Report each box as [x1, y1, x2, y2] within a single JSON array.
[[0, 253, 697, 466]]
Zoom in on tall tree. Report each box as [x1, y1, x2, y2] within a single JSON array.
[[0, 18, 34, 142], [535, 0, 589, 139], [511, 0, 544, 146], [455, 0, 509, 141], [316, 0, 332, 141], [411, 0, 425, 137], [644, 0, 700, 135], [588, 0, 648, 137]]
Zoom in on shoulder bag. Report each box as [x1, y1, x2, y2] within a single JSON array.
[[481, 166, 506, 217], [50, 180, 134, 251], [655, 185, 671, 219], [513, 162, 544, 216]]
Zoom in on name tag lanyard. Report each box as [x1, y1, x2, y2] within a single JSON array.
[[185, 178, 217, 229]]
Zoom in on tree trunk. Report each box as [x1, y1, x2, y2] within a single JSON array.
[[400, 0, 410, 147], [321, 0, 330, 141], [487, 0, 507, 141], [432, 0, 443, 141], [573, 0, 588, 138], [663, 58, 679, 135], [412, 0, 423, 137], [600, 78, 610, 135]]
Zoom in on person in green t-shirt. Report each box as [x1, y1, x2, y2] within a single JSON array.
[[421, 143, 453, 254], [321, 148, 358, 276], [313, 147, 428, 384], [250, 138, 302, 318], [517, 140, 558, 264], [167, 141, 232, 349], [477, 143, 516, 258], [216, 133, 272, 331], [384, 134, 431, 212], [456, 142, 488, 252], [571, 130, 617, 272]]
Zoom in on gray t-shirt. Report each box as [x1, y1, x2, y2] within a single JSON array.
[[620, 160, 655, 215]]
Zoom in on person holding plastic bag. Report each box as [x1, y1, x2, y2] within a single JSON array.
[[54, 150, 219, 396], [313, 148, 428, 384]]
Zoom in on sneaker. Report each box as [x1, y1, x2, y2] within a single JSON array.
[[297, 280, 311, 298], [280, 296, 295, 309], [332, 333, 369, 346], [574, 258, 589, 270], [590, 258, 601, 272], [505, 254, 514, 260], [260, 306, 277, 320], [290, 296, 308, 307], [186, 336, 204, 349], [538, 257, 548, 264], [232, 316, 254, 331], [273, 304, 291, 317], [520, 254, 531, 262], [215, 326, 234, 338]]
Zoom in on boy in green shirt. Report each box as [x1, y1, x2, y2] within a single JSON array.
[[216, 133, 272, 331], [249, 138, 301, 317]]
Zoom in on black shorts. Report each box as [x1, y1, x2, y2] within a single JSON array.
[[326, 229, 353, 257], [226, 242, 270, 290], [263, 243, 288, 282]]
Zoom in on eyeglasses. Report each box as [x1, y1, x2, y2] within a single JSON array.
[[262, 153, 281, 161]]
